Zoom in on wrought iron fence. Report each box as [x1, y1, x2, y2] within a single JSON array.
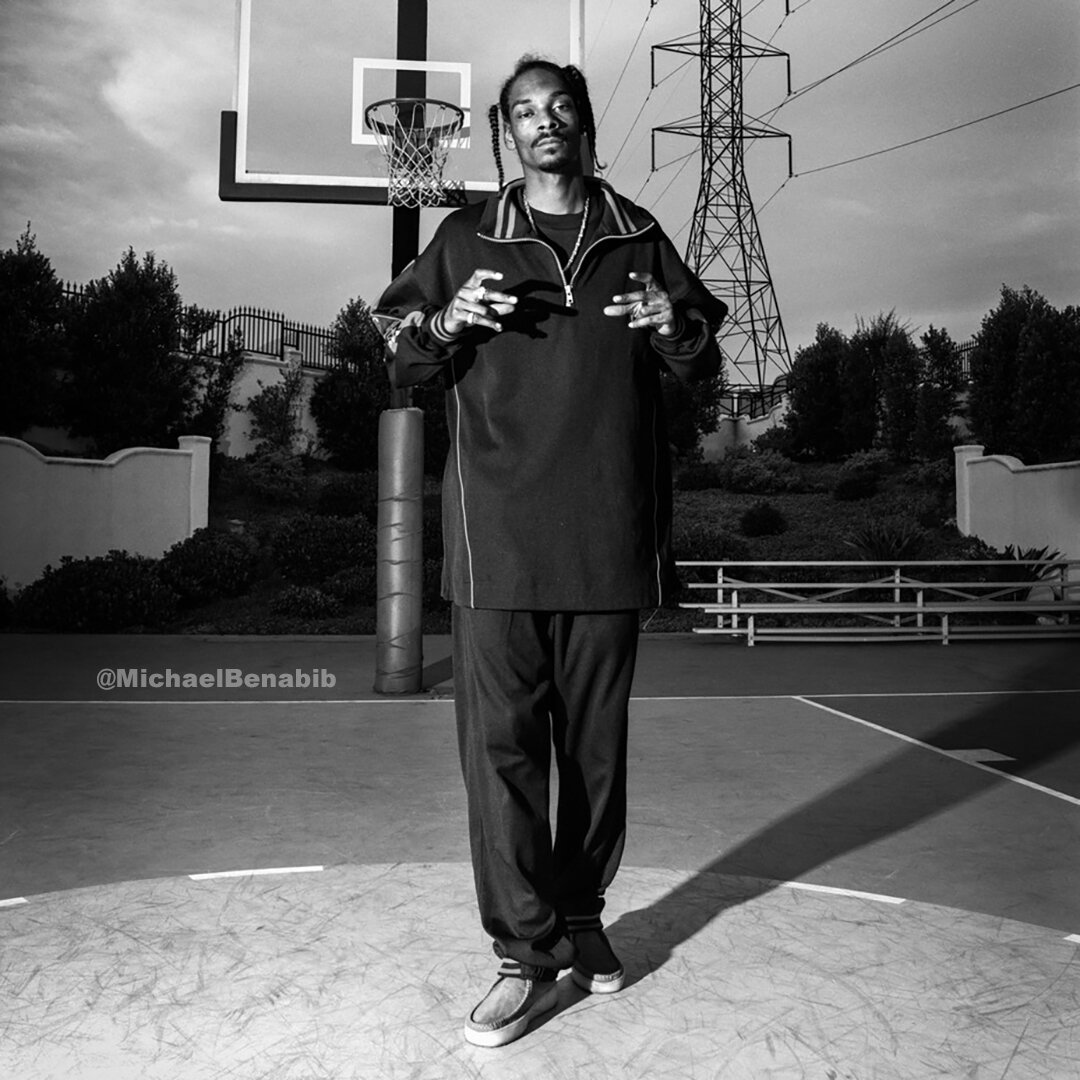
[[60, 282, 977, 387], [61, 283, 336, 370]]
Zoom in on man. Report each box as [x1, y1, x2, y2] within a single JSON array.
[[376, 56, 726, 1047]]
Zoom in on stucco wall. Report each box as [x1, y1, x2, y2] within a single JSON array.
[[701, 397, 788, 460], [218, 348, 327, 459], [0, 435, 210, 591], [954, 444, 1080, 561]]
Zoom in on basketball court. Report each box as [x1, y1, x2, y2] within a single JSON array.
[[1, 633, 1077, 1078], [4, 2, 1073, 1075]]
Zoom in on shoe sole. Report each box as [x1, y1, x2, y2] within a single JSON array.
[[463, 981, 560, 1048], [570, 966, 625, 995]]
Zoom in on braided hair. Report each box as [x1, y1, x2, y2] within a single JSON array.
[[489, 56, 604, 189]]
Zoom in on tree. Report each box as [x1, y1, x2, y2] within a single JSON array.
[[186, 327, 246, 450], [1012, 299, 1080, 464], [968, 285, 1080, 464], [783, 323, 847, 460], [310, 297, 391, 471], [0, 225, 68, 436], [912, 325, 962, 461], [967, 284, 1038, 456], [247, 362, 306, 454], [854, 311, 919, 459], [311, 296, 452, 474], [61, 249, 224, 456], [661, 365, 726, 465]]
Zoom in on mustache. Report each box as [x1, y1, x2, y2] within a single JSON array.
[[533, 133, 567, 148]]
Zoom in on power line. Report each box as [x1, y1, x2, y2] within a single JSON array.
[[596, 4, 659, 133], [777, 0, 985, 112], [794, 81, 1080, 176], [638, 145, 697, 205], [585, 0, 619, 65], [607, 55, 696, 181]]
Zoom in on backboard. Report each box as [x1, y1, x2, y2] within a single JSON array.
[[220, 0, 586, 207]]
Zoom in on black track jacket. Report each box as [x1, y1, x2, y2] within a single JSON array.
[[375, 177, 726, 611]]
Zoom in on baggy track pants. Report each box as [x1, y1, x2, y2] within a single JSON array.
[[452, 606, 640, 971]]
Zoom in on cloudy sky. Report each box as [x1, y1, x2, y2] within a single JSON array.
[[2, 0, 1077, 382]]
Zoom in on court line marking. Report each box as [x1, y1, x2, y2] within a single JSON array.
[[794, 696, 1080, 809], [189, 865, 325, 881], [1066, 934, 1080, 944], [3, 688, 1079, 706], [780, 881, 906, 905], [0, 897, 29, 907]]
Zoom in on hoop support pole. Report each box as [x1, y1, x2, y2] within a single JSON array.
[[374, 407, 424, 693]]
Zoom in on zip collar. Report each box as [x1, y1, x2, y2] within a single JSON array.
[[478, 177, 654, 244]]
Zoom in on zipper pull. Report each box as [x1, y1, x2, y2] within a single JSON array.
[[565, 284, 574, 307]]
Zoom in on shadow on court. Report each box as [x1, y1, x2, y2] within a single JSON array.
[[604, 642, 1080, 987]]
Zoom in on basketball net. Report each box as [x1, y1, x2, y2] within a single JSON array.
[[365, 98, 465, 209]]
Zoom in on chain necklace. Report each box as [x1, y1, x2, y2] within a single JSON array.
[[523, 193, 591, 307]]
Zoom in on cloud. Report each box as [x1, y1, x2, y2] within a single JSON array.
[[0, 122, 76, 151], [98, 0, 233, 158]]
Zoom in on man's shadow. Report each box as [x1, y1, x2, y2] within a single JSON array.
[[604, 643, 1080, 988]]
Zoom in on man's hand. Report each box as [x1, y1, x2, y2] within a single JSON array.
[[441, 269, 518, 336], [603, 272, 679, 336]]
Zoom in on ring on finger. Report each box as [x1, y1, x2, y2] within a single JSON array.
[[466, 311, 475, 326], [475, 286, 487, 303]]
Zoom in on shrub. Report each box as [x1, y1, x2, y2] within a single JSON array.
[[325, 565, 377, 605], [317, 471, 379, 520], [987, 544, 1067, 598], [902, 457, 954, 492], [739, 501, 788, 537], [840, 449, 892, 478], [269, 584, 342, 618], [716, 448, 794, 494], [675, 461, 724, 491], [241, 448, 307, 505], [672, 522, 750, 562], [422, 503, 444, 561], [749, 423, 793, 456], [832, 473, 879, 501], [842, 517, 926, 561], [14, 550, 178, 631], [247, 365, 304, 454], [0, 582, 13, 628], [159, 528, 258, 606], [424, 558, 449, 609], [268, 514, 377, 583]]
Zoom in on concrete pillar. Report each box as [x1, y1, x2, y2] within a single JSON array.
[[953, 444, 984, 536], [179, 436, 212, 534]]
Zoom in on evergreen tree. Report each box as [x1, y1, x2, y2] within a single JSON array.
[[0, 225, 67, 436], [967, 285, 1038, 455], [855, 312, 919, 459], [913, 325, 962, 461], [783, 323, 847, 460]]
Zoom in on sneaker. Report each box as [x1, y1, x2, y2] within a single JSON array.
[[567, 916, 625, 995], [463, 960, 560, 1048]]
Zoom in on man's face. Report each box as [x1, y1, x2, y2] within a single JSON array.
[[506, 67, 582, 177]]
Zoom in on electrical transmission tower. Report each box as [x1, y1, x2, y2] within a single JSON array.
[[653, 0, 793, 390]]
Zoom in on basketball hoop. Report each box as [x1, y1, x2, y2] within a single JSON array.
[[365, 97, 466, 208]]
